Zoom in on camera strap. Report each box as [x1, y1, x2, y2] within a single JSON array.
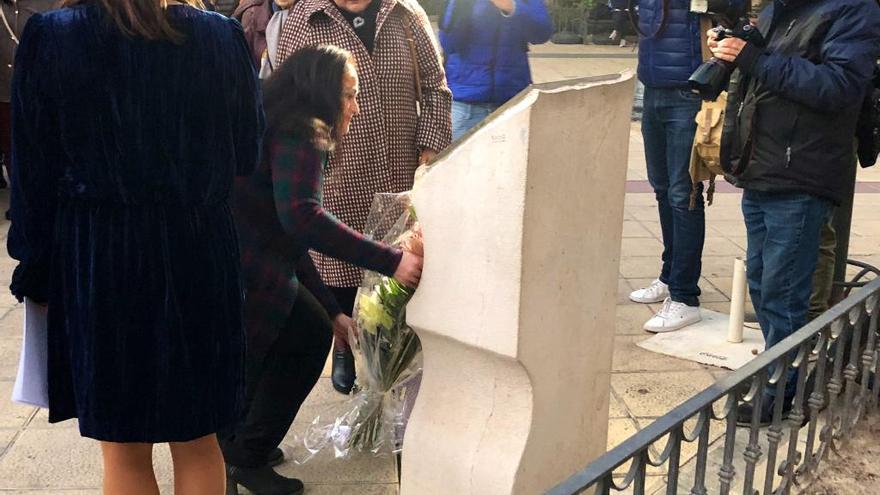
[[627, 0, 670, 39], [699, 16, 713, 61]]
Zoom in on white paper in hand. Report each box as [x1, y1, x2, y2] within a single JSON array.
[[11, 298, 49, 408]]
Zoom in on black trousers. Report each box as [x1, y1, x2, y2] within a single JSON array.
[[221, 287, 332, 467], [329, 286, 357, 348]]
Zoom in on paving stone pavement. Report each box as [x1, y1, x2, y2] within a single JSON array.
[[1, 41, 878, 493]]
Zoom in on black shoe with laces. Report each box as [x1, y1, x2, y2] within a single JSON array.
[[226, 463, 303, 495]]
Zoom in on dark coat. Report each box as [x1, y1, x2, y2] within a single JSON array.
[[233, 0, 273, 67], [8, 5, 263, 441], [722, 0, 880, 204]]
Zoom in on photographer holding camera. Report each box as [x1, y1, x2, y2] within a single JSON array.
[[628, 0, 744, 332], [712, 0, 880, 425]]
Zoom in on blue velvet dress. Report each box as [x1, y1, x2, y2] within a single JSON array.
[[7, 5, 264, 442]]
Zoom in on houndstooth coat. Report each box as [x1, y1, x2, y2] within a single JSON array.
[[277, 0, 452, 289]]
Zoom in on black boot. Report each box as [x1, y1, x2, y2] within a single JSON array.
[[226, 463, 303, 495], [267, 447, 284, 467], [332, 346, 356, 394]]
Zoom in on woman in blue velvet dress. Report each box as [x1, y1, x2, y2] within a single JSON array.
[[6, 1, 263, 493]]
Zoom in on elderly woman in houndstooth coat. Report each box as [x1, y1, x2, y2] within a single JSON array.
[[277, 0, 452, 393]]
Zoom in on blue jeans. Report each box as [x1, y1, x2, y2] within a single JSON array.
[[642, 86, 705, 306], [452, 101, 499, 141], [742, 190, 833, 399]]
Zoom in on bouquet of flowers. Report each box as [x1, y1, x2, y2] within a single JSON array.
[[301, 192, 423, 458]]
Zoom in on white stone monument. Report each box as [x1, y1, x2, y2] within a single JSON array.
[[401, 73, 636, 494]]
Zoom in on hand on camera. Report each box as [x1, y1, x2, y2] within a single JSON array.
[[711, 37, 747, 63]]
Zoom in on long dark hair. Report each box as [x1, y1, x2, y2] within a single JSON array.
[[262, 44, 354, 151], [61, 0, 205, 42]]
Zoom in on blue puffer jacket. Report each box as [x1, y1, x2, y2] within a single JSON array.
[[636, 0, 702, 88], [440, 0, 553, 104]]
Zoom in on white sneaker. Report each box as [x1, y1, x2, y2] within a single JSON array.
[[643, 298, 702, 333], [629, 279, 669, 303]]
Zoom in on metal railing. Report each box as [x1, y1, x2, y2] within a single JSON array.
[[548, 276, 880, 495]]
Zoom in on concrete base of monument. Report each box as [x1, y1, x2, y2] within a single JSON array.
[[637, 309, 766, 370]]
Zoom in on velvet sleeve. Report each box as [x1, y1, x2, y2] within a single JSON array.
[[7, 15, 59, 303], [270, 137, 402, 278], [229, 20, 265, 177]]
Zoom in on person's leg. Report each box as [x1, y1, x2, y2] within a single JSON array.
[[100, 442, 160, 495], [737, 189, 771, 424], [640, 88, 703, 331], [330, 286, 359, 393], [742, 190, 772, 334], [225, 287, 333, 467], [756, 193, 832, 402], [641, 86, 673, 286], [452, 101, 497, 141], [808, 219, 837, 321], [663, 89, 704, 309], [168, 434, 226, 495]]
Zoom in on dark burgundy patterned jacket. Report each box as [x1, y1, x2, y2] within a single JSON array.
[[233, 136, 402, 359]]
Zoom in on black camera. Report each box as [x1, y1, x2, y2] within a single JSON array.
[[688, 17, 766, 101]]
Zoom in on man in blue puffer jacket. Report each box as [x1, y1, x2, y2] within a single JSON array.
[[440, 0, 553, 140], [629, 0, 742, 333]]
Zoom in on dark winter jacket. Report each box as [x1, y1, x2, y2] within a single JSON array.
[[440, 0, 553, 104], [721, 0, 880, 204], [636, 0, 701, 88]]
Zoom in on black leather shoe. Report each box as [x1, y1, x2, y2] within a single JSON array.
[[332, 347, 356, 394], [226, 463, 303, 495], [267, 447, 284, 467]]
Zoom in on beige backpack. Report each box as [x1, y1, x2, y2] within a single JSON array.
[[688, 90, 728, 209]]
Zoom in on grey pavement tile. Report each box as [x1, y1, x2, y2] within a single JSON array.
[[698, 282, 731, 304], [0, 428, 17, 456], [701, 256, 742, 279], [0, 382, 36, 428], [620, 238, 664, 257], [0, 308, 23, 340], [702, 237, 746, 257], [638, 221, 663, 239], [613, 336, 703, 373], [28, 408, 78, 430], [628, 207, 662, 222], [274, 448, 397, 485], [608, 391, 628, 419], [617, 279, 635, 305], [0, 339, 21, 380], [621, 220, 653, 239], [614, 304, 654, 336], [0, 428, 101, 489], [304, 483, 398, 495], [620, 257, 663, 279], [607, 418, 639, 451], [0, 426, 178, 492], [708, 220, 747, 238], [612, 370, 716, 418], [623, 194, 657, 207], [0, 291, 19, 313]]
